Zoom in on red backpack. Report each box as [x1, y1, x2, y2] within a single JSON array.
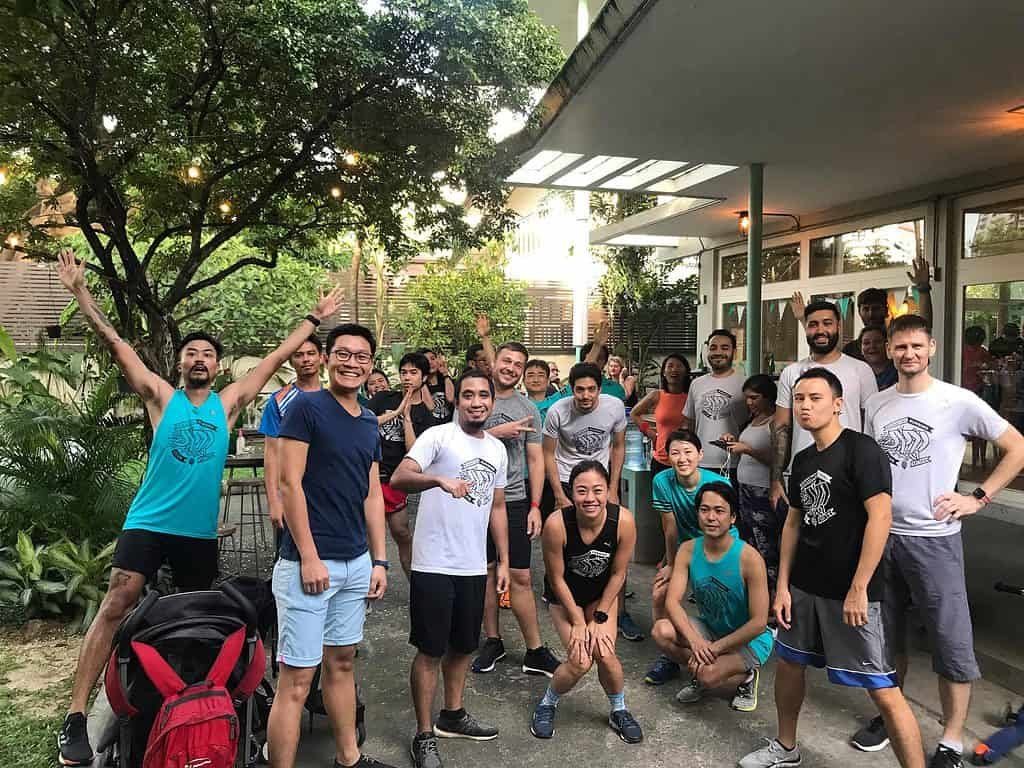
[[127, 627, 263, 768]]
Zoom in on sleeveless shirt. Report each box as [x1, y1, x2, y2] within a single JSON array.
[[543, 503, 620, 608]]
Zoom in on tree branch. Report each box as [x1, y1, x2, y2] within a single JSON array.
[[180, 251, 278, 300]]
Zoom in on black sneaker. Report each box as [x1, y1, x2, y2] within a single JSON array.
[[608, 709, 643, 744], [850, 715, 890, 752], [335, 756, 399, 768], [58, 712, 93, 766], [471, 637, 506, 673], [929, 745, 965, 768], [410, 732, 443, 768], [530, 703, 557, 739], [522, 646, 561, 677], [433, 710, 499, 741]]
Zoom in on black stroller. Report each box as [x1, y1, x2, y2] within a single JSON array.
[[94, 581, 268, 768]]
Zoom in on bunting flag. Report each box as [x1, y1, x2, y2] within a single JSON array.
[[737, 304, 746, 325], [837, 296, 851, 317], [726, 304, 738, 323], [778, 299, 787, 321], [890, 287, 906, 307]]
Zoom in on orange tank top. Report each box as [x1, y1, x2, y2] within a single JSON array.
[[653, 390, 688, 464]]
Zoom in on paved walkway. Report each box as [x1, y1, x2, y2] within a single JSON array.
[[293, 538, 1024, 768]]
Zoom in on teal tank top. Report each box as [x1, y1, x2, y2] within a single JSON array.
[[123, 390, 229, 539], [691, 536, 774, 665]]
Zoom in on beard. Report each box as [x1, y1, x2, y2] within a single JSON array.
[[807, 332, 839, 355]]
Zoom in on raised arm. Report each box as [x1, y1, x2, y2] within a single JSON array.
[[908, 255, 933, 327], [57, 249, 170, 405], [476, 314, 496, 371], [221, 285, 344, 422], [584, 320, 611, 365]]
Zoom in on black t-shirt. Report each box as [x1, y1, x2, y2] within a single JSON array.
[[787, 429, 891, 601], [427, 377, 453, 422], [367, 390, 440, 480], [841, 339, 864, 361]]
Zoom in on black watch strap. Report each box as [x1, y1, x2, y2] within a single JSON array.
[[372, 559, 390, 570], [593, 610, 608, 624], [305, 313, 322, 327]]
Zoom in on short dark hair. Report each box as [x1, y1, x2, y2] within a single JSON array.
[[569, 362, 603, 388], [325, 323, 377, 355], [695, 482, 738, 519], [415, 346, 436, 357], [178, 331, 223, 359], [858, 324, 887, 342], [399, 352, 430, 379], [742, 373, 777, 403], [795, 366, 843, 397], [368, 368, 389, 383], [568, 459, 610, 489], [660, 353, 692, 393], [964, 325, 987, 346], [296, 333, 323, 353], [466, 343, 485, 364], [706, 328, 737, 347], [525, 359, 550, 377], [666, 428, 701, 452], [803, 300, 841, 322], [887, 314, 932, 340], [496, 341, 530, 359], [455, 369, 494, 397], [581, 340, 609, 363], [857, 287, 888, 306]]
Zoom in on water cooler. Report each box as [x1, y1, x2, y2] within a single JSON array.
[[621, 416, 665, 565]]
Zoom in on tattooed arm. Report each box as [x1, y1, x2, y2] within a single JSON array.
[[769, 406, 792, 508], [57, 249, 171, 405]]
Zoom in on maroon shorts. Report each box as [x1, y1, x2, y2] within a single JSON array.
[[382, 482, 408, 515]]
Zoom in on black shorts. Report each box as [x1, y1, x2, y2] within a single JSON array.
[[540, 479, 557, 521], [112, 529, 219, 591], [409, 571, 487, 657], [486, 498, 532, 570]]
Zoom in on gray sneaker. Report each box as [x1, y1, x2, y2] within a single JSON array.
[[410, 732, 443, 768], [738, 739, 802, 767], [675, 677, 705, 703], [731, 668, 759, 712]]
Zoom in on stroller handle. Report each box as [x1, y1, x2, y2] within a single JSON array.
[[220, 579, 259, 631], [994, 582, 1024, 597]]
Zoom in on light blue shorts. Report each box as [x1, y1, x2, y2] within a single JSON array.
[[272, 552, 372, 667]]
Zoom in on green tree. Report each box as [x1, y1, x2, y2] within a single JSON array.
[[397, 255, 528, 364], [0, 0, 561, 378]]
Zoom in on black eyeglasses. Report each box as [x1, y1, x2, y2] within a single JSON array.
[[330, 349, 373, 364]]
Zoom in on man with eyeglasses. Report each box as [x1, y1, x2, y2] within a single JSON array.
[[267, 323, 394, 768]]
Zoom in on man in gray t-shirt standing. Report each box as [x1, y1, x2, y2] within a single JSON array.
[[683, 329, 746, 474]]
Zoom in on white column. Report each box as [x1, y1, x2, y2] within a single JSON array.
[[571, 0, 592, 354]]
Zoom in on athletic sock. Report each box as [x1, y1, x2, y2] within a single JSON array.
[[541, 685, 561, 707], [939, 739, 963, 754], [777, 739, 797, 752], [607, 691, 626, 712]]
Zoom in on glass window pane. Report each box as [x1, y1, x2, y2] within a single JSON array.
[[722, 298, 799, 372], [810, 219, 924, 276], [720, 243, 800, 289], [960, 280, 1024, 491], [810, 236, 837, 277], [963, 201, 1024, 259]]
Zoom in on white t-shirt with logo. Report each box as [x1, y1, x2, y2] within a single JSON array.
[[406, 422, 508, 575], [777, 353, 878, 472], [865, 380, 1008, 537], [543, 394, 627, 483], [683, 370, 746, 469]]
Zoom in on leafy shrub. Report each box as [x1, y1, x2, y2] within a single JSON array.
[[0, 532, 67, 619]]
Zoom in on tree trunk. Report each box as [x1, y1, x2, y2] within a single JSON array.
[[373, 252, 388, 345]]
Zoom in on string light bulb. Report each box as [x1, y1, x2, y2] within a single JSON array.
[[6, 235, 19, 248], [219, 201, 231, 214], [186, 162, 202, 180], [0, 169, 7, 185], [343, 152, 359, 167], [330, 186, 342, 199]]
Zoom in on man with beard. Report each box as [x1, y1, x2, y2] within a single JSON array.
[[769, 301, 878, 515], [261, 335, 324, 537], [417, 347, 455, 422], [469, 319, 560, 678], [683, 329, 746, 478], [391, 371, 510, 768], [55, 248, 345, 767], [850, 315, 1024, 767]]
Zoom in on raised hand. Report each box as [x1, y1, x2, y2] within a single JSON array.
[[57, 248, 87, 293], [475, 313, 491, 338], [790, 291, 807, 325], [594, 319, 611, 345], [313, 284, 346, 321], [908, 255, 931, 289], [487, 416, 535, 440]]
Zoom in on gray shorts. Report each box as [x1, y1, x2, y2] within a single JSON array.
[[775, 586, 897, 689], [690, 617, 765, 670], [882, 532, 980, 683]]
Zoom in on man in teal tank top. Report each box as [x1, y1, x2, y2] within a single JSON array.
[[55, 248, 346, 767], [651, 481, 774, 713]]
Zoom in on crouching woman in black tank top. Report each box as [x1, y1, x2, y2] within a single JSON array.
[[530, 460, 643, 744]]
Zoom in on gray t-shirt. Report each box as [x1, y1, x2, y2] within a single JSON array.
[[543, 394, 627, 483], [481, 390, 542, 502], [683, 370, 746, 470]]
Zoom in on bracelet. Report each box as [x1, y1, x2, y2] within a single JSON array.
[[305, 313, 322, 327], [530, 501, 540, 509], [372, 559, 390, 570]]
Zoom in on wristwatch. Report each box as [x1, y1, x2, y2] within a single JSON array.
[[372, 559, 390, 570], [305, 313, 322, 327], [593, 610, 609, 624], [971, 487, 991, 505]]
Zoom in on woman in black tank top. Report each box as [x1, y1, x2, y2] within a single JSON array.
[[531, 460, 643, 744]]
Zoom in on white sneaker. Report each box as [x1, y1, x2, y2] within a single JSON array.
[[738, 738, 802, 767]]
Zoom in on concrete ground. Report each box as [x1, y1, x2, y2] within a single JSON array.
[[291, 537, 1024, 768]]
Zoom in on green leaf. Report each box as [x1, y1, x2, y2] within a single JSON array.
[[20, 587, 32, 606], [36, 579, 67, 594], [0, 588, 20, 605], [0, 560, 23, 582], [0, 324, 16, 361], [66, 573, 84, 600], [81, 599, 99, 631]]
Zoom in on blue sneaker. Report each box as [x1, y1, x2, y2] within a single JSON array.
[[530, 704, 557, 739], [608, 709, 643, 744], [643, 655, 680, 685], [617, 612, 645, 641]]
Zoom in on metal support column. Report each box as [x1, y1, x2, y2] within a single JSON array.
[[746, 163, 764, 375], [571, 0, 592, 359]]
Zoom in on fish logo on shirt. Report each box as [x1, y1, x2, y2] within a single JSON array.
[[379, 413, 404, 442], [431, 391, 448, 420], [701, 389, 734, 420], [877, 417, 933, 469], [458, 458, 498, 506], [170, 418, 218, 465], [799, 469, 835, 527], [571, 426, 608, 455], [693, 575, 735, 626], [568, 548, 611, 579]]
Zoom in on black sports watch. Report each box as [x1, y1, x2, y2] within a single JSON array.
[[372, 559, 390, 570], [971, 487, 991, 505], [593, 610, 609, 624]]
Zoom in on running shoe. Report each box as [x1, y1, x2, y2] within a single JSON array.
[[530, 703, 557, 739], [522, 646, 561, 677], [58, 712, 93, 766], [608, 710, 643, 744], [410, 732, 443, 768], [675, 677, 705, 703], [335, 756, 399, 768], [738, 739, 802, 767], [433, 710, 498, 741], [643, 655, 680, 685], [499, 590, 511, 609], [850, 715, 890, 752], [731, 668, 759, 712], [617, 612, 645, 641], [471, 637, 506, 673], [928, 745, 965, 768]]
